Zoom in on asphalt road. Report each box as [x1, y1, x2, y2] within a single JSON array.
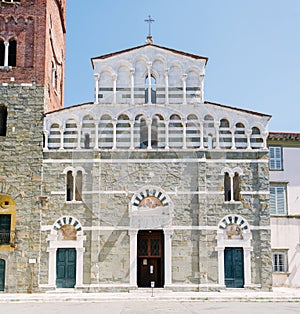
[[0, 301, 299, 314]]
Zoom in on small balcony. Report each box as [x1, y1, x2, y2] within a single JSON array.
[[0, 230, 15, 246]]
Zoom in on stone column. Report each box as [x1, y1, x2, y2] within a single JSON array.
[[147, 62, 152, 104], [59, 126, 64, 150], [246, 129, 252, 150], [200, 120, 204, 149], [112, 118, 117, 149], [4, 42, 9, 67], [215, 122, 220, 149], [229, 172, 234, 202], [165, 120, 169, 149], [200, 75, 205, 102], [129, 229, 138, 286], [94, 73, 100, 104], [147, 118, 152, 149], [77, 124, 82, 149], [216, 247, 225, 286], [113, 74, 117, 104], [231, 126, 236, 150], [164, 229, 173, 286], [94, 123, 99, 149], [44, 130, 49, 150], [47, 247, 57, 287], [130, 68, 135, 105], [182, 74, 187, 104], [243, 247, 252, 286], [164, 69, 169, 104], [262, 131, 268, 150], [75, 247, 85, 287], [182, 117, 187, 149], [130, 121, 134, 149]]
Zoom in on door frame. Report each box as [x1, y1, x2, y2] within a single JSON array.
[[46, 216, 86, 288], [216, 214, 252, 288], [137, 230, 164, 288]]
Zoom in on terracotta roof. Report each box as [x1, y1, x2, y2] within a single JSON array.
[[204, 101, 272, 118], [91, 42, 209, 68], [268, 132, 300, 141]]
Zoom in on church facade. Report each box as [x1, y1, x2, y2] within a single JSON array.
[[0, 0, 273, 293]]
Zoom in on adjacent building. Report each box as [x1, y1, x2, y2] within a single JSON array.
[[268, 132, 300, 287]]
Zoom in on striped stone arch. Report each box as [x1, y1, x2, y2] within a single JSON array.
[[218, 214, 250, 233], [52, 216, 83, 234], [131, 186, 171, 211]]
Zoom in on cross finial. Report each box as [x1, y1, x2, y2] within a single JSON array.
[[144, 15, 155, 43]]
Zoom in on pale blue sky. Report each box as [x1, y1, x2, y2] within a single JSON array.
[[65, 0, 300, 132]]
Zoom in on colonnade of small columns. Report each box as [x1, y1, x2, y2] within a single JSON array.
[[94, 62, 204, 105], [44, 115, 268, 150]]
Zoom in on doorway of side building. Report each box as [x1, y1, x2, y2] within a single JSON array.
[[137, 230, 164, 288], [56, 248, 76, 288], [0, 259, 5, 291], [224, 247, 244, 288]]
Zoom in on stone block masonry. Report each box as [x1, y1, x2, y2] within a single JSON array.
[[0, 85, 44, 293]]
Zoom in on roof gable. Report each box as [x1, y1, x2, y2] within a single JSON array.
[[91, 42, 208, 68]]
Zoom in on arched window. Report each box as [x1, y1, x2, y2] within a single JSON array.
[[8, 39, 16, 67], [0, 105, 7, 136], [140, 118, 148, 148], [222, 169, 242, 202], [66, 169, 83, 202], [75, 170, 82, 201], [233, 173, 240, 201], [0, 40, 4, 66], [66, 170, 73, 202], [84, 134, 90, 149], [224, 172, 231, 201], [151, 117, 158, 148], [145, 75, 156, 103]]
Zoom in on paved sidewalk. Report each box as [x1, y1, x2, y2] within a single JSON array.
[[0, 288, 299, 303]]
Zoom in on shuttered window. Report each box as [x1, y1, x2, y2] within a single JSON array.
[[270, 186, 286, 215], [269, 146, 282, 170], [272, 252, 287, 272]]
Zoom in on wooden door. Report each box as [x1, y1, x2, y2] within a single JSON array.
[[56, 248, 76, 288], [0, 259, 5, 291], [224, 247, 244, 288], [137, 230, 164, 288]]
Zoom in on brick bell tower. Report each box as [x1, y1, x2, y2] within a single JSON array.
[[0, 0, 66, 293], [0, 0, 66, 112]]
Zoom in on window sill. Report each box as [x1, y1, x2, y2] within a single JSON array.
[[224, 201, 242, 204], [0, 244, 16, 252], [0, 66, 12, 71], [65, 201, 83, 204]]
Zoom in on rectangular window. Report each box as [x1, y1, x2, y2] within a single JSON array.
[[272, 251, 288, 273], [270, 185, 287, 215], [269, 146, 283, 170]]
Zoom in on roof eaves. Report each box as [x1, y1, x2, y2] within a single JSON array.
[[45, 102, 94, 115], [204, 101, 272, 118]]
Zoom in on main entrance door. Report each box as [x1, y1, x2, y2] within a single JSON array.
[[0, 259, 5, 291], [224, 247, 244, 288], [56, 248, 76, 288], [137, 230, 164, 288]]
